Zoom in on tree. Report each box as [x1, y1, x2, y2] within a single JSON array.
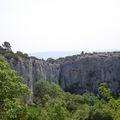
[[33, 80, 64, 106], [0, 57, 31, 120], [44, 99, 69, 120], [2, 41, 12, 51], [99, 82, 112, 101], [72, 104, 90, 120]]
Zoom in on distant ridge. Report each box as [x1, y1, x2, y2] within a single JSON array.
[[29, 51, 81, 60], [29, 49, 120, 60]]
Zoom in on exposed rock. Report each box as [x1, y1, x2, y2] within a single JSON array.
[[1, 50, 120, 101], [8, 58, 60, 101], [60, 55, 120, 96]]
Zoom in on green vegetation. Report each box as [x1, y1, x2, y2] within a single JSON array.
[[0, 57, 31, 120], [2, 41, 12, 51], [1, 56, 120, 120], [0, 42, 29, 61], [28, 80, 120, 120]]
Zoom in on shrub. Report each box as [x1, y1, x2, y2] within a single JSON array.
[[0, 57, 31, 120]]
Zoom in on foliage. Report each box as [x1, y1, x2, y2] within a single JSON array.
[[0, 57, 31, 120], [40, 99, 69, 120], [99, 82, 112, 101], [27, 105, 41, 120], [1, 56, 120, 120], [72, 104, 90, 120], [32, 80, 120, 120], [89, 101, 113, 120], [33, 80, 64, 106], [15, 51, 29, 60], [0, 42, 29, 61], [2, 41, 12, 51]]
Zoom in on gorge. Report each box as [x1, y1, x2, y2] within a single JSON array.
[[1, 44, 120, 101], [0, 50, 119, 101]]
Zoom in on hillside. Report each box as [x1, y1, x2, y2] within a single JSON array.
[[1, 43, 120, 101]]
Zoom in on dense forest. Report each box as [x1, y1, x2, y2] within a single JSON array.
[[1, 56, 120, 120]]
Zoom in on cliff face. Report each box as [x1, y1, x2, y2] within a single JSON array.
[[5, 52, 120, 100], [8, 58, 60, 101], [59, 54, 120, 95]]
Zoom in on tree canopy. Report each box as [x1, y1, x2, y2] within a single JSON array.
[[0, 57, 31, 120], [1, 56, 120, 120], [2, 41, 12, 51]]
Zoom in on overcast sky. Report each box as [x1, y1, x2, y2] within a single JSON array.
[[0, 0, 120, 53]]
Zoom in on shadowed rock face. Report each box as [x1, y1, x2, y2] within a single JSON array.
[[60, 55, 120, 95], [5, 52, 120, 100], [8, 58, 60, 101]]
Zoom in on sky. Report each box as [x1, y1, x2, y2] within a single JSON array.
[[0, 0, 120, 54]]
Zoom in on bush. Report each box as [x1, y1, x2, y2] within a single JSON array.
[[33, 80, 64, 105], [72, 104, 90, 120], [0, 57, 31, 120]]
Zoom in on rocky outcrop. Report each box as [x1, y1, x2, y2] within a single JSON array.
[[59, 54, 120, 96], [7, 58, 60, 101], [2, 51, 120, 100]]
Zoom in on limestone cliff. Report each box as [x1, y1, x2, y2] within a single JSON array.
[[1, 49, 120, 100], [8, 57, 60, 101], [59, 53, 120, 96]]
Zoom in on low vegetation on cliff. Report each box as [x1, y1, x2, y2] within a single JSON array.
[[1, 56, 120, 120], [0, 42, 29, 61]]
